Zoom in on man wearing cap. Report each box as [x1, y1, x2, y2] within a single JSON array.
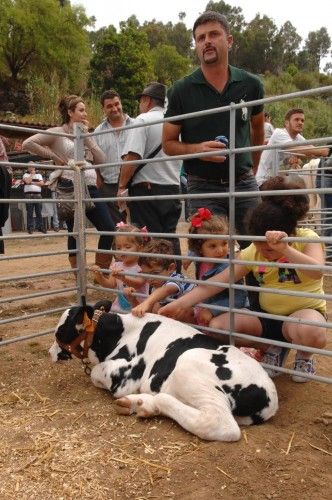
[[118, 81, 182, 263], [163, 11, 265, 246], [94, 89, 134, 223]]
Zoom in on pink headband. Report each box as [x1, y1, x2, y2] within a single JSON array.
[[116, 222, 149, 241]]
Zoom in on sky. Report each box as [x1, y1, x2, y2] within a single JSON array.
[[73, 0, 331, 43]]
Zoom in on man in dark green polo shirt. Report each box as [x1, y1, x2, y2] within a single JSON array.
[[163, 11, 265, 245]]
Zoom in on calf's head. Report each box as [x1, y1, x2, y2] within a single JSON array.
[[49, 301, 124, 363]]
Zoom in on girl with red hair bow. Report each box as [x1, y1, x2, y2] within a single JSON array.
[[187, 208, 247, 326]]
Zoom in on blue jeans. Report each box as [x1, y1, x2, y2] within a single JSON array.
[[66, 185, 115, 252], [51, 191, 59, 229], [187, 173, 260, 248], [25, 193, 43, 231]]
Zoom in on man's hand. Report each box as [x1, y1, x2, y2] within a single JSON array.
[[24, 175, 32, 184], [198, 140, 227, 163], [116, 188, 128, 210]]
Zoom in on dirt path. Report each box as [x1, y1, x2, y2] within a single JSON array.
[[0, 232, 331, 499]]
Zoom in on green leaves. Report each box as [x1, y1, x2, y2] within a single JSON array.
[[89, 23, 154, 115], [0, 0, 92, 87]]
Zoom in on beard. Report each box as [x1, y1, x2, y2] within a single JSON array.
[[202, 48, 218, 64]]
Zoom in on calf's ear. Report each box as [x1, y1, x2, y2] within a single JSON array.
[[93, 300, 112, 313], [49, 341, 72, 362]]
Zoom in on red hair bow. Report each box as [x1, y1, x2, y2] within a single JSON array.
[[191, 208, 212, 228]]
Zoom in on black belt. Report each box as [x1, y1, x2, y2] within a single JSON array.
[[24, 192, 42, 197], [131, 182, 178, 190], [188, 169, 253, 186], [132, 182, 154, 190]]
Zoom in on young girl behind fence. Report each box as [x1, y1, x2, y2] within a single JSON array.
[[188, 208, 247, 326], [91, 222, 149, 313], [160, 177, 327, 382]]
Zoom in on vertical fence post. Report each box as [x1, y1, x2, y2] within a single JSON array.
[[228, 104, 236, 346], [73, 123, 87, 304], [272, 148, 279, 177]]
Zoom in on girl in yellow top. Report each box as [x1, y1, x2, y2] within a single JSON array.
[[159, 176, 327, 383]]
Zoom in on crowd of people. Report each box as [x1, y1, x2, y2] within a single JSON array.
[[1, 10, 331, 383]]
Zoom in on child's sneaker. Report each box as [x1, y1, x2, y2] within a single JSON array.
[[292, 357, 316, 383], [261, 346, 290, 378]]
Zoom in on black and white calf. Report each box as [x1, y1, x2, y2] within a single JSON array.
[[50, 304, 278, 442]]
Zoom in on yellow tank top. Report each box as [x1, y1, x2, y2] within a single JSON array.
[[240, 228, 326, 315]]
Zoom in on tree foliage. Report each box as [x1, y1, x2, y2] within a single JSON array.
[[89, 20, 154, 115], [0, 0, 331, 131], [0, 0, 92, 89], [140, 19, 192, 58], [151, 44, 192, 86], [237, 15, 278, 73], [204, 1, 331, 75], [300, 28, 331, 72]]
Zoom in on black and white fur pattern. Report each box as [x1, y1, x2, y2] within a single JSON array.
[[50, 304, 278, 442]]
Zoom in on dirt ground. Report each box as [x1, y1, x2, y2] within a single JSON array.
[[0, 231, 331, 500]]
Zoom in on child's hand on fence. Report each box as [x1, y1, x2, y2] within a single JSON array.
[[90, 264, 101, 272], [90, 264, 103, 277], [123, 287, 135, 298], [89, 265, 104, 285], [111, 267, 125, 280], [265, 231, 288, 252]]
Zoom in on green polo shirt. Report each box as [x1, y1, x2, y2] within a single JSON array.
[[165, 66, 264, 181]]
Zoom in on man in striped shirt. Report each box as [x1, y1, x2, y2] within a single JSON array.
[[95, 90, 134, 223]]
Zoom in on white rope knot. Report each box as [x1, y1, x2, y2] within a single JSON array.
[[67, 159, 85, 172]]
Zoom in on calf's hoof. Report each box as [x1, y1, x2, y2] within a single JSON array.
[[115, 397, 134, 415], [115, 394, 158, 418]]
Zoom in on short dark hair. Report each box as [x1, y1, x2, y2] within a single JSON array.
[[100, 89, 120, 106], [193, 11, 230, 38], [284, 108, 304, 122]]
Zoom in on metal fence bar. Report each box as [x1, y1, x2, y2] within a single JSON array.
[[0, 306, 69, 325], [0, 287, 78, 305], [0, 328, 58, 347], [0, 86, 331, 386], [0, 269, 76, 282]]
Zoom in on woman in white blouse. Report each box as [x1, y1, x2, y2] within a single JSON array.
[[23, 95, 115, 271]]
